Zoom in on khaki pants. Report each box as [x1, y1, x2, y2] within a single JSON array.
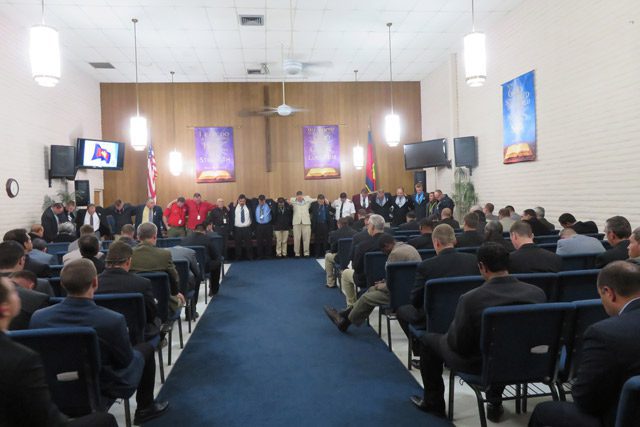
[[292, 224, 311, 256], [349, 286, 390, 326], [274, 230, 289, 256], [167, 226, 186, 237], [341, 269, 358, 306], [325, 252, 337, 287]]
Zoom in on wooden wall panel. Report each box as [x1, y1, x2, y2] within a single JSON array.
[[101, 81, 421, 207]]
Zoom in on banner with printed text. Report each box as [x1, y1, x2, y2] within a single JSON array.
[[194, 127, 235, 183], [303, 125, 341, 180], [502, 70, 537, 164]]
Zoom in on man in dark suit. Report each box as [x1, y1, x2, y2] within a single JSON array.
[[271, 197, 293, 258], [398, 211, 420, 231], [3, 229, 51, 278], [0, 241, 49, 330], [595, 216, 631, 268], [134, 198, 166, 238], [411, 243, 546, 419], [509, 221, 562, 273], [408, 218, 435, 250], [252, 195, 275, 259], [411, 182, 428, 220], [58, 200, 77, 225], [522, 208, 554, 236], [229, 194, 254, 260], [439, 208, 460, 229], [434, 189, 455, 218], [206, 198, 231, 258], [30, 259, 168, 424], [181, 223, 222, 296], [78, 234, 105, 274], [76, 204, 111, 238], [529, 261, 640, 427], [558, 213, 599, 235], [455, 212, 484, 248], [0, 277, 118, 427], [97, 241, 161, 340], [352, 188, 372, 219], [105, 199, 137, 235], [310, 195, 334, 258], [390, 187, 413, 227], [371, 189, 392, 221], [396, 224, 479, 341], [324, 217, 357, 288], [41, 203, 64, 242]]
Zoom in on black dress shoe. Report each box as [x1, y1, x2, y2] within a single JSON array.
[[133, 400, 169, 425], [410, 395, 446, 418], [323, 305, 350, 332], [410, 358, 420, 369], [486, 403, 504, 422]]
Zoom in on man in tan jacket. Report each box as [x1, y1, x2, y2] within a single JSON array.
[[289, 191, 314, 257]]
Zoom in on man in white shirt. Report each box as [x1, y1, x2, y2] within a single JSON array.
[[232, 195, 253, 260], [290, 191, 314, 257], [556, 228, 606, 256], [82, 204, 101, 233], [332, 192, 356, 220]]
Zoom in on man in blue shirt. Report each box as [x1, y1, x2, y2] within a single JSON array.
[[254, 195, 273, 259]]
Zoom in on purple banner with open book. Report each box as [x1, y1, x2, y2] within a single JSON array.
[[194, 127, 235, 183], [302, 125, 341, 180]]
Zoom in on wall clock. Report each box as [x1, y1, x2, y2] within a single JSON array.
[[6, 178, 19, 198]]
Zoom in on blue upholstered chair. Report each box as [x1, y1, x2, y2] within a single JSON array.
[[94, 293, 146, 346], [334, 238, 353, 290], [173, 259, 196, 332], [560, 254, 598, 271], [615, 376, 640, 427], [379, 261, 420, 351], [511, 272, 559, 301], [363, 251, 388, 288], [556, 269, 600, 302]]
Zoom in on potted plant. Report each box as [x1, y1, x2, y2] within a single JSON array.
[[42, 190, 76, 211], [451, 167, 478, 221]]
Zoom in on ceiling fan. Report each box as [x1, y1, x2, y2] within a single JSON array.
[[240, 80, 306, 117]]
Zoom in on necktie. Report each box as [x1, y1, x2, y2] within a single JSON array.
[[148, 209, 153, 222], [340, 202, 344, 218], [260, 206, 264, 222], [89, 214, 94, 226], [241, 207, 245, 223]]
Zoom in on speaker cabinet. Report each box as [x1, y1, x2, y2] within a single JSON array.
[[74, 180, 90, 206]]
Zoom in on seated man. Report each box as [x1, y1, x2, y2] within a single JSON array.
[[558, 213, 598, 234], [0, 241, 49, 330], [3, 229, 51, 278], [324, 217, 357, 288], [64, 225, 104, 263], [628, 227, 640, 264], [78, 234, 105, 274], [529, 261, 640, 427], [9, 270, 54, 296], [408, 218, 435, 250], [324, 234, 421, 331], [556, 228, 606, 256], [52, 221, 77, 243], [0, 276, 118, 427], [131, 223, 185, 314], [596, 216, 631, 268], [455, 212, 484, 248], [96, 241, 161, 340], [30, 259, 169, 424], [522, 208, 554, 236], [117, 224, 138, 247], [509, 221, 562, 273], [181, 223, 222, 297], [534, 206, 555, 232], [398, 211, 419, 231], [166, 244, 199, 320], [498, 207, 515, 232], [438, 208, 460, 229], [351, 209, 367, 231], [412, 243, 546, 420], [483, 203, 498, 221], [28, 237, 57, 266]]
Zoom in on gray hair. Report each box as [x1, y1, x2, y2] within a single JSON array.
[[534, 206, 546, 218], [560, 228, 577, 238], [137, 222, 158, 240], [368, 214, 385, 231], [632, 227, 640, 243], [58, 222, 76, 234]]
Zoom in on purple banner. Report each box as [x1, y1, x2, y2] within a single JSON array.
[[303, 125, 341, 180], [194, 127, 235, 183]]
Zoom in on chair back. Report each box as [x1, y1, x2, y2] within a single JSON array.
[[418, 249, 437, 260], [560, 254, 598, 271], [184, 245, 208, 280], [173, 259, 191, 295], [94, 293, 146, 345], [137, 272, 170, 323], [8, 327, 102, 417], [101, 240, 113, 250], [209, 234, 224, 260], [585, 233, 605, 241], [156, 237, 182, 248], [557, 269, 600, 302], [364, 251, 388, 287], [394, 230, 420, 237], [511, 273, 559, 301], [386, 261, 420, 310], [615, 376, 640, 427], [425, 276, 485, 334], [336, 238, 353, 269], [533, 235, 560, 245], [479, 303, 574, 385], [455, 246, 480, 255], [49, 276, 66, 297], [50, 264, 64, 277], [536, 242, 558, 253], [46, 242, 70, 255]]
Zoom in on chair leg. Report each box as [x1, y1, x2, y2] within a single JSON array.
[[124, 398, 132, 427], [407, 338, 412, 370], [187, 301, 192, 334], [556, 381, 566, 401], [168, 329, 173, 365], [204, 279, 208, 305], [448, 371, 455, 421], [178, 318, 184, 348], [523, 383, 528, 413], [386, 315, 392, 351], [515, 383, 521, 414], [549, 382, 560, 401], [377, 308, 382, 337], [470, 385, 488, 427], [157, 346, 165, 383]]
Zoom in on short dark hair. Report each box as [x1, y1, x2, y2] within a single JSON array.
[[477, 242, 510, 272], [485, 203, 494, 213], [337, 217, 350, 227], [505, 205, 515, 212], [9, 270, 37, 287], [193, 192, 202, 198], [120, 224, 135, 235], [415, 182, 423, 189], [605, 216, 632, 239], [357, 209, 367, 217], [464, 212, 479, 229], [558, 213, 576, 225], [317, 194, 325, 200], [105, 241, 133, 266], [79, 224, 95, 235], [61, 259, 96, 295], [524, 209, 537, 218], [484, 220, 504, 240], [406, 211, 417, 220], [3, 229, 29, 246], [237, 194, 247, 201], [498, 208, 510, 218], [378, 234, 396, 249], [419, 218, 435, 230], [177, 197, 186, 203], [258, 194, 266, 201], [78, 235, 100, 258], [0, 241, 25, 269], [194, 223, 206, 232], [598, 261, 640, 297], [473, 209, 486, 223], [340, 192, 347, 198], [31, 238, 47, 251], [296, 191, 303, 196], [510, 220, 532, 237]]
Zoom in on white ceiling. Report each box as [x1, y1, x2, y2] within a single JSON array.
[[0, 0, 525, 82]]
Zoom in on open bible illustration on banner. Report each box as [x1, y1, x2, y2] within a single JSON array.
[[502, 70, 537, 164], [303, 125, 341, 180], [194, 126, 236, 183]]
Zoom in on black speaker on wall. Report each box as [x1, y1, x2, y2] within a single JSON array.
[[50, 145, 77, 179], [454, 136, 478, 168], [74, 180, 90, 206], [414, 171, 426, 187]]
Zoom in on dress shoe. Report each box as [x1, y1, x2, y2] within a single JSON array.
[[410, 358, 420, 369], [323, 305, 350, 332], [486, 403, 504, 422], [133, 400, 169, 425], [410, 395, 446, 418], [325, 283, 336, 288]]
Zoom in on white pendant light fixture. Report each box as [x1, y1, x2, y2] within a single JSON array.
[[384, 22, 400, 147], [464, 0, 487, 87], [168, 71, 183, 176], [130, 18, 148, 151], [30, 0, 60, 87], [352, 70, 365, 170]]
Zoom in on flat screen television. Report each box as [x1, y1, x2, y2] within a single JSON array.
[[76, 138, 125, 170], [403, 139, 448, 169], [454, 136, 478, 167]]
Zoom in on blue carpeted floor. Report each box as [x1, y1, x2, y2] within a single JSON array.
[[146, 259, 451, 427]]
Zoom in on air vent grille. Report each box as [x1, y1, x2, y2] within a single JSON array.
[[239, 15, 264, 26], [247, 68, 263, 75], [89, 62, 115, 69]]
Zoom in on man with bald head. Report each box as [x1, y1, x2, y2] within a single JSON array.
[[439, 207, 460, 229], [134, 198, 166, 238], [556, 228, 606, 256]]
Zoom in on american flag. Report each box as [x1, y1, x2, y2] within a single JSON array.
[[147, 144, 158, 202]]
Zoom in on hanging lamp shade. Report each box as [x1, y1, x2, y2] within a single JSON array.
[[169, 150, 183, 176], [353, 145, 364, 169], [130, 116, 147, 151], [30, 24, 60, 87], [464, 31, 487, 87]]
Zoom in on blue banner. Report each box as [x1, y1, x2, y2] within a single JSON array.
[[502, 70, 537, 164]]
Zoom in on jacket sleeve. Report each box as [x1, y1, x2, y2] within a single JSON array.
[[445, 294, 475, 356], [109, 315, 135, 368], [165, 253, 180, 295], [410, 263, 428, 308], [141, 278, 158, 323]]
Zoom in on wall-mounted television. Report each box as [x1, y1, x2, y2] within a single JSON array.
[[403, 139, 448, 169], [76, 138, 125, 170]]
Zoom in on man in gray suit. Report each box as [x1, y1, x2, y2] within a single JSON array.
[[556, 228, 605, 256]]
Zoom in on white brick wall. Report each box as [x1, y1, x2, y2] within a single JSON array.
[[0, 17, 102, 233], [421, 0, 640, 231]]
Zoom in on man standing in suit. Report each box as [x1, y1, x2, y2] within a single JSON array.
[[556, 228, 605, 256], [0, 276, 118, 427], [390, 187, 412, 227], [76, 204, 110, 238], [206, 198, 231, 258], [596, 215, 632, 268], [529, 261, 640, 427], [310, 195, 334, 258], [272, 197, 292, 258], [30, 259, 169, 424], [97, 241, 161, 340], [105, 199, 137, 235], [509, 221, 562, 273], [290, 191, 314, 258], [411, 182, 428, 220], [332, 192, 356, 221], [229, 194, 253, 261], [135, 198, 166, 238], [434, 189, 455, 218], [408, 218, 435, 250], [371, 189, 392, 222], [3, 229, 51, 278], [455, 212, 484, 248], [41, 203, 64, 242], [411, 243, 546, 419], [58, 200, 77, 224], [324, 217, 357, 288], [352, 188, 372, 219], [253, 195, 274, 259], [182, 223, 222, 296]]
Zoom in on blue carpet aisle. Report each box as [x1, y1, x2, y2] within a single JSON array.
[[146, 259, 451, 427]]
